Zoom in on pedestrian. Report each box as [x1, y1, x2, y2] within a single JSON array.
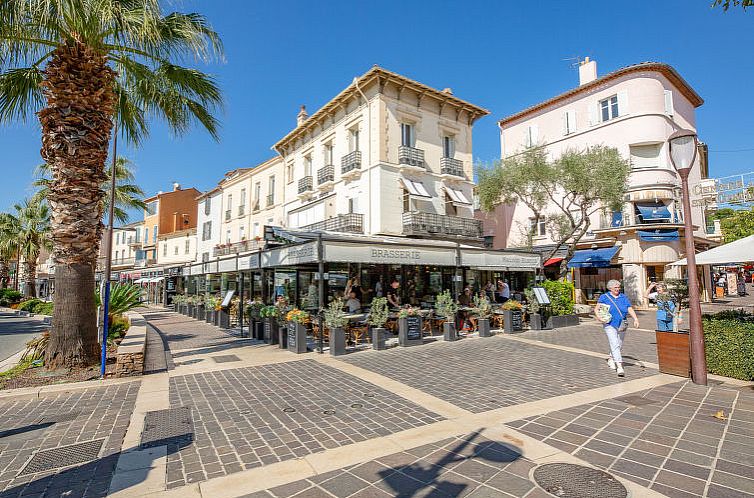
[[594, 279, 640, 377], [386, 280, 401, 309], [655, 283, 675, 331]]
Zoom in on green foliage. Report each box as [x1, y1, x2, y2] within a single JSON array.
[[323, 298, 349, 329], [18, 298, 42, 312], [472, 295, 492, 318], [524, 288, 540, 314], [435, 290, 458, 320], [108, 315, 131, 344], [260, 305, 280, 319], [367, 297, 389, 328], [719, 208, 754, 243], [172, 294, 187, 305], [712, 0, 753, 10], [664, 278, 689, 311], [246, 300, 264, 320], [540, 280, 575, 316], [704, 309, 754, 321], [703, 317, 754, 381], [22, 331, 49, 362], [0, 356, 36, 387], [501, 299, 523, 311], [0, 288, 23, 302], [96, 283, 141, 321], [710, 208, 736, 220], [33, 301, 53, 315]]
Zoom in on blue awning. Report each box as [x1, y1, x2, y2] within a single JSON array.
[[636, 203, 672, 221], [638, 229, 680, 242], [567, 246, 620, 268], [611, 211, 623, 227]]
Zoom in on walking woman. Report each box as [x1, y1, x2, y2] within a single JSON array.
[[595, 280, 640, 377], [655, 283, 675, 332]]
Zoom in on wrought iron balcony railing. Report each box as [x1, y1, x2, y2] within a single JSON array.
[[225, 209, 231, 221], [252, 200, 260, 212], [440, 157, 465, 178], [213, 239, 262, 257], [398, 146, 425, 168], [238, 205, 245, 217], [301, 213, 364, 234], [317, 165, 335, 185], [298, 176, 313, 194], [266, 194, 274, 206], [402, 212, 482, 239], [341, 151, 362, 175]]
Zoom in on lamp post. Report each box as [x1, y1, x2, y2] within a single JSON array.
[[668, 129, 707, 386]]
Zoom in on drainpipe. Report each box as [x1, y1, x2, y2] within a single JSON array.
[[353, 77, 371, 234]]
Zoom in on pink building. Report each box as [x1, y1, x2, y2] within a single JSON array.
[[489, 59, 715, 306]]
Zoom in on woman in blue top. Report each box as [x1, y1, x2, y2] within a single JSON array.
[[594, 279, 640, 377], [654, 283, 675, 332]]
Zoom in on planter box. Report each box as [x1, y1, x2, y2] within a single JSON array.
[[372, 326, 386, 350], [477, 318, 492, 337], [443, 321, 457, 341], [503, 310, 524, 333], [218, 310, 230, 329], [546, 314, 579, 329], [251, 319, 264, 340], [329, 327, 346, 356], [287, 322, 307, 354], [197, 305, 205, 321], [206, 310, 215, 324], [264, 318, 279, 345], [398, 316, 423, 347], [656, 330, 691, 377]]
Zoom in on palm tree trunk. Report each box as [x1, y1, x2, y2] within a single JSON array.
[[39, 41, 116, 368], [0, 259, 8, 289], [22, 260, 37, 298]]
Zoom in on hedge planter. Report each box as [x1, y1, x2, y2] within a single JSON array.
[[530, 313, 544, 330], [477, 318, 492, 338], [187, 305, 195, 317], [329, 327, 346, 356], [546, 314, 580, 329], [442, 321, 457, 342], [398, 316, 423, 347], [265, 318, 279, 345], [656, 330, 691, 378], [251, 319, 264, 340], [206, 310, 215, 324], [218, 310, 230, 329], [372, 327, 386, 350], [504, 310, 524, 333], [197, 305, 205, 321], [287, 322, 307, 354]]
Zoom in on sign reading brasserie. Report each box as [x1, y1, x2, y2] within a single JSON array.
[[324, 242, 456, 266], [461, 250, 540, 270], [263, 241, 319, 267]]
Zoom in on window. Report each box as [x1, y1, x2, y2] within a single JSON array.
[[225, 229, 231, 243], [145, 228, 149, 244], [349, 128, 360, 152], [268, 176, 275, 204], [253, 222, 261, 238], [204, 197, 211, 215], [202, 221, 212, 241], [443, 136, 455, 158], [529, 217, 546, 237], [115, 233, 120, 245], [227, 194, 232, 210], [163, 243, 167, 256], [664, 90, 674, 116], [253, 182, 261, 209], [239, 225, 245, 240], [174, 245, 178, 255], [445, 193, 457, 216], [145, 200, 158, 216], [152, 225, 157, 243], [240, 188, 246, 206], [400, 123, 415, 147], [185, 239, 190, 254], [600, 95, 619, 122], [525, 125, 538, 147], [324, 143, 334, 165], [201, 252, 209, 263], [286, 163, 293, 184], [135, 227, 141, 243], [303, 155, 312, 176], [630, 144, 662, 169], [563, 110, 577, 135]]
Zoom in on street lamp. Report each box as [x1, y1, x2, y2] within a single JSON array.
[[668, 129, 707, 386]]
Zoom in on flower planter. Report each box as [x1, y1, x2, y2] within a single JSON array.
[[218, 310, 230, 329], [265, 318, 279, 345], [398, 316, 423, 347], [477, 318, 492, 337], [546, 314, 579, 329], [197, 305, 205, 321], [372, 326, 386, 350], [656, 330, 691, 378], [504, 310, 524, 333], [329, 327, 346, 356], [442, 321, 457, 341], [286, 322, 307, 354], [250, 319, 264, 340], [187, 305, 195, 317], [529, 312, 545, 330]]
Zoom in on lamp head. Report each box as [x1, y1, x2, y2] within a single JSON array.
[[668, 129, 698, 173]]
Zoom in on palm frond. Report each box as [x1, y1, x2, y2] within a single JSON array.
[[0, 67, 44, 123]]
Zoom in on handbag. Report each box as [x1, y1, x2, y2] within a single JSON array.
[[606, 293, 628, 331]]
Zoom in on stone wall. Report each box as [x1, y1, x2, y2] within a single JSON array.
[[114, 312, 147, 378]]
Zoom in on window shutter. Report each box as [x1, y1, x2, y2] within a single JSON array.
[[530, 125, 538, 146], [562, 112, 568, 135], [617, 91, 629, 116], [664, 90, 674, 116], [589, 102, 599, 126], [568, 110, 577, 134], [524, 128, 531, 147]]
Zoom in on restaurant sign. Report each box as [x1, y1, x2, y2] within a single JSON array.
[[238, 252, 261, 270], [262, 241, 319, 267], [323, 242, 456, 266], [461, 250, 540, 270]]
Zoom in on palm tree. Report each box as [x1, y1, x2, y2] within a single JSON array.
[[0, 225, 19, 289], [0, 199, 51, 297], [0, 1, 223, 367], [33, 157, 147, 224]]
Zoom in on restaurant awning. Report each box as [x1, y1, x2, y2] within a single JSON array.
[[638, 229, 679, 242], [133, 278, 146, 284], [401, 178, 431, 198], [445, 187, 471, 206], [567, 246, 620, 268], [544, 257, 563, 267], [671, 234, 754, 266], [635, 203, 672, 221]]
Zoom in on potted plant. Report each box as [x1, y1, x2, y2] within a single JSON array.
[[397, 306, 423, 347], [540, 280, 579, 329], [472, 295, 493, 337], [260, 305, 280, 345], [217, 295, 231, 329], [186, 295, 196, 318], [205, 295, 218, 324], [246, 299, 265, 340], [655, 279, 691, 377], [196, 295, 205, 321], [524, 288, 543, 329], [285, 308, 310, 353], [229, 296, 241, 329], [435, 290, 459, 341], [368, 297, 389, 350], [323, 298, 349, 356], [172, 294, 186, 313], [501, 299, 524, 333]]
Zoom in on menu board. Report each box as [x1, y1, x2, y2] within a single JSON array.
[[405, 316, 422, 341], [509, 310, 523, 331], [221, 290, 235, 308], [287, 323, 297, 350]]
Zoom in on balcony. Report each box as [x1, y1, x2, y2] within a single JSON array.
[[213, 239, 262, 257], [398, 146, 425, 171], [440, 157, 465, 179], [135, 257, 157, 268], [225, 209, 231, 221], [317, 165, 335, 189], [127, 237, 141, 248], [298, 176, 314, 198], [402, 212, 482, 239], [238, 205, 245, 217], [341, 151, 362, 179], [252, 200, 260, 213], [301, 213, 364, 234], [112, 257, 136, 268], [266, 194, 274, 207]]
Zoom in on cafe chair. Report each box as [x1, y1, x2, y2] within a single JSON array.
[[349, 322, 369, 344]]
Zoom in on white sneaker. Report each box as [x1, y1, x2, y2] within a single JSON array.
[[607, 358, 616, 370], [616, 365, 625, 377]]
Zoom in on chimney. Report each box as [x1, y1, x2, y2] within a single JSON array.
[[173, 182, 180, 191], [297, 105, 308, 126], [442, 88, 453, 95], [579, 57, 598, 85]]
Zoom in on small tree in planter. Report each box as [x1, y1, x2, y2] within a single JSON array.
[[435, 290, 459, 341], [172, 294, 186, 313], [501, 299, 524, 333], [368, 297, 389, 350], [472, 295, 493, 337], [285, 308, 310, 353], [323, 298, 349, 356], [195, 295, 205, 321], [260, 304, 280, 344], [246, 299, 264, 339], [204, 295, 217, 324], [397, 306, 423, 346], [186, 295, 197, 318]]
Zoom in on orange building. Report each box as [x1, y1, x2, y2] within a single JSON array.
[[140, 183, 200, 263]]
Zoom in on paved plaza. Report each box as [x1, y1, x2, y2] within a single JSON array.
[[0, 309, 752, 498]]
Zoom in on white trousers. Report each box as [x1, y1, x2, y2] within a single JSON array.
[[604, 325, 626, 364]]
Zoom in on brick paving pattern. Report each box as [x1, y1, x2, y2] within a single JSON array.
[[165, 359, 443, 489], [506, 381, 754, 498], [241, 433, 551, 498], [340, 337, 653, 413], [144, 323, 172, 373], [0, 381, 140, 498], [143, 310, 253, 351], [518, 324, 660, 364]]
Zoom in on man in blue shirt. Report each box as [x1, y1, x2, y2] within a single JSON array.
[[595, 279, 640, 377]]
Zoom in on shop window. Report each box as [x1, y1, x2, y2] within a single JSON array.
[[445, 193, 457, 216]]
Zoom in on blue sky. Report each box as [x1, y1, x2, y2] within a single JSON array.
[[2, 0, 753, 217]]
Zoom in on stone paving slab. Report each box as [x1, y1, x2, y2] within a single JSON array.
[[340, 336, 654, 413], [506, 380, 754, 498], [165, 359, 444, 489], [0, 381, 139, 498], [142, 310, 252, 352]]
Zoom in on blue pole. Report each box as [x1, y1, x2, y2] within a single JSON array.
[[101, 281, 110, 377]]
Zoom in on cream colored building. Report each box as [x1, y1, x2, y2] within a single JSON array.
[[157, 228, 197, 267]]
